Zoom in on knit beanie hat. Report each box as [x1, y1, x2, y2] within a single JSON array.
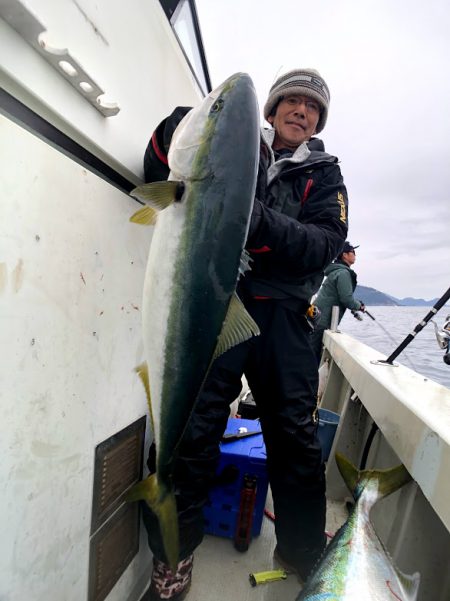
[[263, 68, 330, 133]]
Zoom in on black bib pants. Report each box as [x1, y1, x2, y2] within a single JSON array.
[[142, 296, 326, 570]]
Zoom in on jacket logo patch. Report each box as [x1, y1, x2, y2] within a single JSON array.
[[337, 191, 347, 223]]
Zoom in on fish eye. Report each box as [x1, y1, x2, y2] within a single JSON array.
[[211, 98, 224, 112]]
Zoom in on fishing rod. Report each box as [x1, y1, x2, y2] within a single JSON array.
[[380, 286, 450, 365], [363, 308, 375, 321], [352, 305, 375, 321]]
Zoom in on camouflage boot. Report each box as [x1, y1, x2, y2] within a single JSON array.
[[142, 554, 194, 601]]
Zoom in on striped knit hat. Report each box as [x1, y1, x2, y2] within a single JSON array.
[[263, 68, 330, 133]]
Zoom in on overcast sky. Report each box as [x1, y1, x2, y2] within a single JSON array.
[[194, 0, 450, 300]]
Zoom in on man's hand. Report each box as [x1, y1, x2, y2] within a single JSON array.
[[144, 106, 192, 183], [162, 106, 192, 154], [359, 301, 366, 312]]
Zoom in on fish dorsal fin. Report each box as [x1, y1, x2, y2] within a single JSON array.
[[135, 362, 155, 431], [129, 206, 158, 225], [396, 569, 420, 600], [213, 293, 260, 361]]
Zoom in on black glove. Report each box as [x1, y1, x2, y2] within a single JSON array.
[[161, 106, 192, 154], [359, 302, 366, 312], [144, 106, 192, 183]]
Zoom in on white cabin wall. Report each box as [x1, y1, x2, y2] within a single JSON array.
[[0, 1, 206, 599], [0, 0, 203, 181], [0, 113, 151, 601]]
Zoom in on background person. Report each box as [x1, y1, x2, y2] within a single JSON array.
[[140, 68, 348, 601], [311, 241, 365, 362]]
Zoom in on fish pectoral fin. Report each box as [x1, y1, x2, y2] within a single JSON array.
[[135, 362, 155, 432], [125, 474, 179, 571], [129, 205, 158, 225], [213, 293, 260, 361], [130, 181, 183, 210], [130, 181, 182, 223]]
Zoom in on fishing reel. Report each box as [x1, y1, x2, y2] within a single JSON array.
[[305, 304, 321, 330], [431, 315, 450, 365], [351, 309, 363, 321], [351, 302, 374, 322]]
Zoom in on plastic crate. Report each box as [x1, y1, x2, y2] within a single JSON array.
[[317, 408, 340, 461], [203, 417, 268, 540]]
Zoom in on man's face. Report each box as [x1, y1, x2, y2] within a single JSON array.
[[342, 250, 356, 266], [268, 94, 321, 150]]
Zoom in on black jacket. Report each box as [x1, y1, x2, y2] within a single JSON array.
[[143, 109, 348, 305]]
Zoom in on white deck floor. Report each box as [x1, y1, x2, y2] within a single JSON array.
[[177, 495, 347, 601]]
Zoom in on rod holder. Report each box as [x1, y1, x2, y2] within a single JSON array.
[[330, 305, 340, 331], [0, 0, 120, 117]]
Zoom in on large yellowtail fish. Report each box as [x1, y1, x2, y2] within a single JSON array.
[[296, 453, 420, 600], [126, 73, 260, 569]]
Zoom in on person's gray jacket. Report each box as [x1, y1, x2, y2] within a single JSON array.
[[314, 260, 361, 326]]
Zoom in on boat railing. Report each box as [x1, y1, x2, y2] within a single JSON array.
[[319, 330, 450, 601]]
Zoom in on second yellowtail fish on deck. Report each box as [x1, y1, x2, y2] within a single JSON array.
[[296, 453, 420, 600]]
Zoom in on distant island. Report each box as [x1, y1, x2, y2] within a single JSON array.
[[354, 285, 442, 306]]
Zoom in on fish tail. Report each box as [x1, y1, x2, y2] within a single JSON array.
[[335, 452, 412, 502], [126, 473, 180, 571]]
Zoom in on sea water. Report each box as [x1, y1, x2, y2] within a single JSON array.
[[339, 306, 450, 389]]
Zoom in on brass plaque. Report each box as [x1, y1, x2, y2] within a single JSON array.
[[88, 502, 140, 601], [91, 417, 146, 533]]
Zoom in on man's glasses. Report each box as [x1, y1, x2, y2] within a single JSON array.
[[283, 96, 320, 114]]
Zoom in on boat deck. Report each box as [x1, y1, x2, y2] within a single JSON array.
[[140, 495, 347, 601]]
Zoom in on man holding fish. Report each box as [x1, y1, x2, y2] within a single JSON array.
[[134, 68, 348, 600]]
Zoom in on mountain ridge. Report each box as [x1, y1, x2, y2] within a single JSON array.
[[355, 285, 441, 306]]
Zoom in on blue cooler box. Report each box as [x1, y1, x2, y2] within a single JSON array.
[[203, 417, 268, 540], [317, 408, 340, 461]]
